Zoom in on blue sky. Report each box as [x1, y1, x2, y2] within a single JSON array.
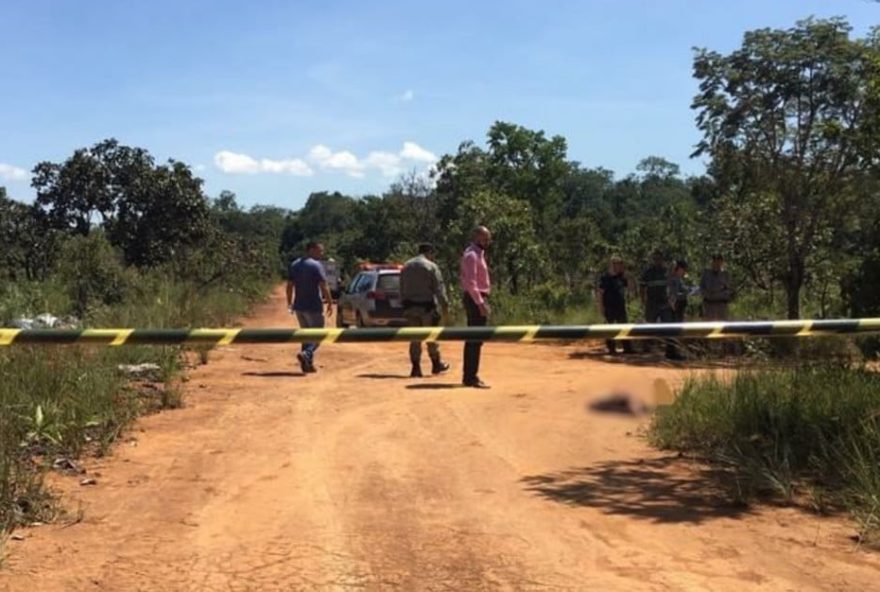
[[2, 0, 878, 209]]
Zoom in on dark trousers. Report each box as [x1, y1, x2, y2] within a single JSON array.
[[604, 305, 633, 354], [665, 300, 686, 358], [463, 293, 487, 383], [643, 300, 667, 352]]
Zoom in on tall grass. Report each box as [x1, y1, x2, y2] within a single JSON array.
[[0, 274, 274, 534], [466, 284, 604, 326], [651, 366, 880, 544]]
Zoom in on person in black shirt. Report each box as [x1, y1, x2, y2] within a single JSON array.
[[638, 249, 671, 354], [640, 250, 670, 324], [597, 256, 634, 354], [665, 260, 690, 361]]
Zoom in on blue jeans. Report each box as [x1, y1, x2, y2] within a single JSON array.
[[295, 310, 325, 360]]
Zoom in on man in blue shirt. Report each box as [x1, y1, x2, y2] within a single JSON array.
[[286, 241, 333, 374]]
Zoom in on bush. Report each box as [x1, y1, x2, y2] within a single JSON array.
[[56, 233, 135, 317], [490, 284, 602, 326], [651, 366, 880, 544], [0, 280, 71, 325]]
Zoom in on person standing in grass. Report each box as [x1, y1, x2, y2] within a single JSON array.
[[665, 260, 690, 361], [460, 226, 492, 389], [640, 249, 669, 325], [700, 254, 734, 321], [640, 249, 670, 353], [286, 241, 333, 374], [596, 255, 635, 355]]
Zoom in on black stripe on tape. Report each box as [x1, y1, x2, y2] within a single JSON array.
[[126, 330, 191, 345]]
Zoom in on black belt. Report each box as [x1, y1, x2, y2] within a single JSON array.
[[703, 299, 729, 304]]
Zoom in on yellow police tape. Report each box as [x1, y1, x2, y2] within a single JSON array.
[[2, 318, 880, 346]]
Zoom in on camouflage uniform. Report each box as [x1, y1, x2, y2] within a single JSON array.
[[400, 254, 448, 368], [700, 269, 734, 321]]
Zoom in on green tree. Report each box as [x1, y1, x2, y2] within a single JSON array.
[[106, 161, 211, 266], [0, 188, 58, 281], [31, 139, 153, 235], [31, 139, 213, 267], [434, 141, 490, 229], [435, 122, 571, 235], [485, 121, 571, 231], [56, 232, 133, 316], [692, 18, 880, 318], [385, 171, 439, 242], [447, 191, 544, 294]]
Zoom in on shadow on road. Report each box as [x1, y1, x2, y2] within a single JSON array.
[[242, 371, 305, 378], [521, 456, 752, 524], [357, 373, 411, 380], [568, 350, 742, 370], [406, 383, 463, 390]]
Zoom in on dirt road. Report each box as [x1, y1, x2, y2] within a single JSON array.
[[2, 287, 878, 591]]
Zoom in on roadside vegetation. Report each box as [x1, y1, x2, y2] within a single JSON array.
[[651, 365, 880, 546], [0, 149, 285, 533]]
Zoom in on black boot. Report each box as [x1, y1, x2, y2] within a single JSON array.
[[431, 360, 450, 375], [410, 364, 423, 378]]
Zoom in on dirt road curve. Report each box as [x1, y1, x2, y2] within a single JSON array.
[[2, 287, 878, 591]]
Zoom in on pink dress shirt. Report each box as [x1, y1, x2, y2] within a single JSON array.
[[459, 243, 491, 305]]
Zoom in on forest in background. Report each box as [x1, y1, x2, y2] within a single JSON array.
[[4, 18, 880, 326]]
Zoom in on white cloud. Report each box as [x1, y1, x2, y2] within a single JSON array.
[[259, 158, 313, 176], [399, 141, 436, 163], [214, 150, 313, 176], [194, 164, 207, 172], [365, 151, 403, 177], [308, 144, 365, 178], [213, 141, 437, 179], [362, 142, 437, 177], [0, 163, 28, 181], [398, 89, 414, 102], [215, 151, 260, 174]]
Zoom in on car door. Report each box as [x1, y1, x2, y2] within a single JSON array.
[[340, 274, 365, 325], [373, 272, 403, 320], [352, 273, 376, 323]]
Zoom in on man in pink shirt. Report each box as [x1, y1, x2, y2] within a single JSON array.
[[459, 226, 492, 388]]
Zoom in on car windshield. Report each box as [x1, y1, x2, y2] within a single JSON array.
[[377, 273, 400, 292]]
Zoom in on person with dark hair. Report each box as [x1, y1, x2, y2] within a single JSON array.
[[460, 226, 492, 389], [596, 256, 634, 355], [400, 243, 450, 378], [286, 241, 333, 374], [640, 249, 668, 325]]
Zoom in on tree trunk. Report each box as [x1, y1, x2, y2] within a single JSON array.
[[509, 257, 519, 295], [785, 257, 804, 320]]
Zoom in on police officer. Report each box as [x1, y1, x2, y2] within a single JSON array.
[[399, 243, 451, 378], [665, 260, 690, 360], [596, 256, 634, 355], [640, 250, 669, 325], [700, 254, 734, 321]]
